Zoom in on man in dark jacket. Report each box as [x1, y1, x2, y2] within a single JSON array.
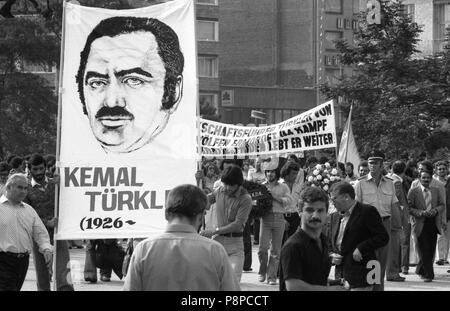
[[328, 182, 389, 290]]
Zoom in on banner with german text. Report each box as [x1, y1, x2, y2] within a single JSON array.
[[56, 0, 197, 239], [199, 101, 337, 158]]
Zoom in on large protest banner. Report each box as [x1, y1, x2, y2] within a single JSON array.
[[56, 0, 198, 239], [199, 101, 337, 158]]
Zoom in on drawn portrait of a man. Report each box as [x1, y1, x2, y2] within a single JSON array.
[[76, 16, 184, 154]]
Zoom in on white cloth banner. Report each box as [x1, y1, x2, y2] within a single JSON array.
[[56, 0, 198, 239], [337, 105, 360, 172], [199, 101, 337, 157]]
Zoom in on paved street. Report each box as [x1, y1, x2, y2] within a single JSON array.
[[20, 242, 450, 291]]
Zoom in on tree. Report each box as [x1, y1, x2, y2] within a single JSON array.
[[0, 0, 143, 158], [320, 0, 450, 159], [0, 16, 60, 158]]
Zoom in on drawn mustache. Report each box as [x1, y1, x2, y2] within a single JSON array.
[[95, 106, 134, 120]]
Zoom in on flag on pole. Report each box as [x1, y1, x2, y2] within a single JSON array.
[[338, 105, 360, 175]]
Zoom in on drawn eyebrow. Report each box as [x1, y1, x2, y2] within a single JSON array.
[[85, 71, 109, 84], [115, 68, 154, 79]]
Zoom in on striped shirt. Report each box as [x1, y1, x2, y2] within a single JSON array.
[[0, 195, 52, 254]]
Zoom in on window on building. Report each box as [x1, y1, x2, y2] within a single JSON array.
[[199, 93, 218, 115], [325, 31, 342, 50], [274, 110, 283, 123], [325, 0, 342, 13], [282, 110, 291, 121], [196, 0, 218, 5], [435, 3, 450, 51], [401, 4, 415, 23], [197, 20, 219, 41], [198, 56, 218, 77], [436, 3, 450, 41], [352, 0, 365, 14]]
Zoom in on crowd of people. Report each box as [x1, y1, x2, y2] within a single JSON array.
[[188, 150, 449, 290], [0, 153, 125, 291], [0, 150, 449, 291]]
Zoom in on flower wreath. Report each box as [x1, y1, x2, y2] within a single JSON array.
[[305, 163, 342, 194]]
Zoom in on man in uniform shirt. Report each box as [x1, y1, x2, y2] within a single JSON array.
[[354, 150, 401, 290], [0, 173, 52, 291]]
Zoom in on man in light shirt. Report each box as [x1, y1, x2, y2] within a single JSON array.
[[123, 184, 239, 291], [258, 162, 292, 285], [280, 161, 302, 244], [0, 173, 52, 291], [354, 150, 400, 290]]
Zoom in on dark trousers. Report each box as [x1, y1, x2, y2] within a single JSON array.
[[32, 240, 74, 291], [253, 218, 260, 243], [243, 217, 252, 270], [416, 217, 438, 279], [401, 223, 411, 270], [84, 240, 118, 281], [282, 213, 301, 245], [0, 253, 29, 291]]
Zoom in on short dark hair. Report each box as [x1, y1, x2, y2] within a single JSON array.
[[392, 160, 406, 175], [165, 184, 207, 219], [10, 157, 23, 170], [221, 166, 244, 186], [265, 168, 281, 180], [219, 159, 243, 171], [287, 154, 298, 162], [44, 154, 56, 166], [330, 181, 355, 200], [337, 162, 345, 173], [419, 160, 433, 174], [345, 162, 354, 170], [299, 187, 329, 210], [76, 16, 184, 114], [28, 154, 46, 169], [306, 156, 318, 167], [405, 160, 417, 178], [280, 161, 300, 178], [435, 160, 448, 168]]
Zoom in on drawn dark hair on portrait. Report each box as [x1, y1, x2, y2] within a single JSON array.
[[76, 16, 184, 115]]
